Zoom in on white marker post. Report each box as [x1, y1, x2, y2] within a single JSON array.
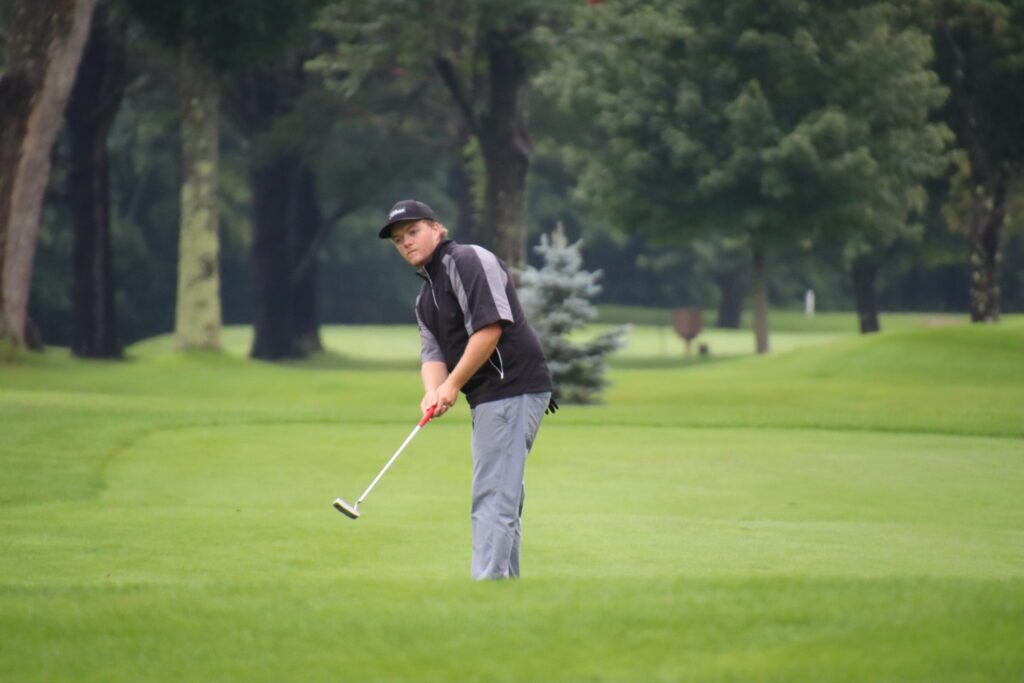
[[804, 289, 815, 317]]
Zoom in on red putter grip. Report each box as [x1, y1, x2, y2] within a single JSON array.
[[419, 404, 437, 427]]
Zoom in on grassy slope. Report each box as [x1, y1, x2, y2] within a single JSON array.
[[595, 304, 976, 331], [1, 320, 1023, 682]]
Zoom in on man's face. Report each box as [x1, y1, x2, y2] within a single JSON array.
[[390, 220, 442, 268]]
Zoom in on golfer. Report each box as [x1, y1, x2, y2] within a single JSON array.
[[379, 199, 555, 581]]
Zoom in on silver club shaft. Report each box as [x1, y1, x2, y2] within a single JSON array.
[[356, 423, 425, 505]]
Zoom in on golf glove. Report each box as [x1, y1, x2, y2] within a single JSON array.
[[545, 397, 559, 415]]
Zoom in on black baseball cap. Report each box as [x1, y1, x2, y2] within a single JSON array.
[[378, 199, 438, 239]]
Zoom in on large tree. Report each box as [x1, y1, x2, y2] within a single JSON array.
[[543, 0, 949, 351], [925, 0, 1024, 322], [314, 0, 570, 266], [123, 0, 329, 351], [0, 0, 97, 351], [65, 2, 128, 358], [224, 49, 330, 360], [123, 1, 225, 350], [218, 1, 330, 361], [172, 38, 222, 351]]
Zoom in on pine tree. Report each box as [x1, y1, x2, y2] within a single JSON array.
[[519, 224, 628, 404]]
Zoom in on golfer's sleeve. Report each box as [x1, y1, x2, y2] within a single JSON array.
[[445, 247, 514, 335], [415, 295, 444, 363]]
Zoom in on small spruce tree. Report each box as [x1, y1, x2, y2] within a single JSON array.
[[519, 224, 629, 404]]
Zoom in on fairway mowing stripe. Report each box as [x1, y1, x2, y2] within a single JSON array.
[[542, 418, 1024, 440]]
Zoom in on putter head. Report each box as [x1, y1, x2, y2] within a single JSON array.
[[333, 498, 360, 520]]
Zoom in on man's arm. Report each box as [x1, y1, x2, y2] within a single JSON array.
[[420, 361, 449, 415], [432, 323, 502, 416]]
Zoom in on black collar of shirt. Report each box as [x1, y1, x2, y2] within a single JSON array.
[[416, 239, 454, 281]]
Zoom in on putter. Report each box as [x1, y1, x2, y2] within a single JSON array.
[[333, 405, 437, 520]]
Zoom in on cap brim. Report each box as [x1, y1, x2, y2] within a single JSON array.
[[378, 216, 429, 239]]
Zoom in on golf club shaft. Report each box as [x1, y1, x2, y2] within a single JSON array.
[[356, 406, 435, 505]]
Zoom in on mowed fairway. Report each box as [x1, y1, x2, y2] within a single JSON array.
[[2, 320, 1023, 682]]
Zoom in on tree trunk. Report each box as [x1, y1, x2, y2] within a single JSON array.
[[289, 163, 323, 355], [968, 166, 1008, 323], [479, 32, 530, 267], [451, 120, 481, 243], [851, 257, 881, 334], [66, 4, 126, 358], [941, 21, 1009, 324], [751, 244, 770, 354], [251, 156, 323, 360], [250, 156, 324, 360], [433, 26, 532, 265], [175, 41, 222, 351], [715, 264, 745, 329], [250, 155, 295, 360], [223, 58, 322, 360], [0, 0, 98, 350]]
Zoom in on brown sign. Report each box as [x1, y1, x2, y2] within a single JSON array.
[[673, 307, 702, 341]]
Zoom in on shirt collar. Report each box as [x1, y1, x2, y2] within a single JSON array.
[[416, 239, 453, 280]]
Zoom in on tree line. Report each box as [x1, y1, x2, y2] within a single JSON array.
[[0, 0, 1021, 359]]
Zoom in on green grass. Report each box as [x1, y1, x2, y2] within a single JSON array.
[[596, 303, 983, 332], [2, 320, 1024, 682]]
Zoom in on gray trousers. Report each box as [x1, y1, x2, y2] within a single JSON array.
[[470, 391, 551, 580]]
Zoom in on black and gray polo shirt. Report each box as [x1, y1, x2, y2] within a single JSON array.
[[415, 239, 552, 408]]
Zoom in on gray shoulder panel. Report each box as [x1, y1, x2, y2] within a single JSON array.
[[442, 253, 474, 336], [468, 245, 513, 323], [442, 246, 513, 337]]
